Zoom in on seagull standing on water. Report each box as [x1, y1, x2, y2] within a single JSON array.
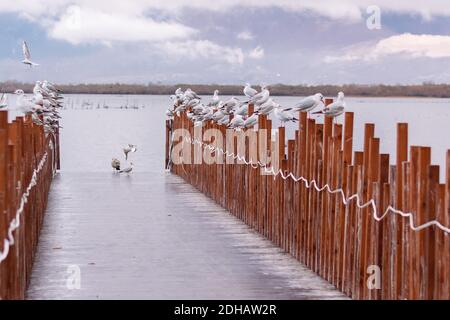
[[111, 158, 121, 172], [313, 92, 346, 122], [123, 144, 137, 160], [120, 162, 134, 175], [22, 41, 39, 67]]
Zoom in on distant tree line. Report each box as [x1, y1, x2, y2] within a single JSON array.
[[2, 81, 450, 98]]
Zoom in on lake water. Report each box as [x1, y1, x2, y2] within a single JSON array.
[[7, 94, 450, 180]]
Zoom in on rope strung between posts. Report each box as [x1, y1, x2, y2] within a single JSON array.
[[180, 136, 450, 234], [0, 140, 56, 264]]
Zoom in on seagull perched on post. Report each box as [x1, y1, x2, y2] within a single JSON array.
[[243, 83, 258, 98], [247, 85, 270, 106], [208, 90, 220, 107], [228, 114, 245, 129], [274, 105, 298, 126], [313, 92, 346, 122], [123, 144, 137, 160], [293, 93, 324, 116], [111, 158, 121, 172], [22, 41, 39, 67], [254, 98, 278, 116], [0, 94, 8, 109]]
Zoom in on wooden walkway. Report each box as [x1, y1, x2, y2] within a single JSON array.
[[26, 171, 345, 299]]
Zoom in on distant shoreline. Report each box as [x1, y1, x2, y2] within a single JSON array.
[[2, 81, 450, 98]]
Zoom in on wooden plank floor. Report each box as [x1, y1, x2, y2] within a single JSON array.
[[27, 172, 346, 299]]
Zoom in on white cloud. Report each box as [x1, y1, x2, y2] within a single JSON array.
[[372, 33, 450, 59], [237, 31, 254, 41], [248, 46, 265, 59], [159, 40, 244, 65], [48, 5, 195, 45], [6, 1, 450, 27], [325, 33, 450, 63]]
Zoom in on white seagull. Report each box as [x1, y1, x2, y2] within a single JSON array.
[[274, 106, 298, 126], [123, 144, 137, 160], [244, 113, 258, 128], [243, 83, 258, 98], [208, 90, 220, 107], [22, 41, 39, 67], [248, 85, 270, 106], [0, 94, 8, 109], [255, 98, 278, 115], [228, 114, 245, 129], [119, 162, 134, 175], [313, 92, 346, 121], [293, 93, 324, 115]]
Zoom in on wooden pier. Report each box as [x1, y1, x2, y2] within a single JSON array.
[[168, 104, 450, 300], [22, 107, 344, 300]]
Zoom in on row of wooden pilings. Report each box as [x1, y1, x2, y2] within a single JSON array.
[[0, 110, 60, 300], [166, 102, 449, 300]]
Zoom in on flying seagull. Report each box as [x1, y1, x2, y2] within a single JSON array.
[[22, 41, 39, 67], [123, 144, 137, 160]]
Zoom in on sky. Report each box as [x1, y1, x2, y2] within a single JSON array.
[[1, 0, 450, 85]]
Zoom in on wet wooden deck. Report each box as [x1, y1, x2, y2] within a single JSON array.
[[27, 172, 346, 299]]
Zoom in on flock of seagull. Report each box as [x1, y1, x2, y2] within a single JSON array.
[[0, 81, 63, 134], [166, 84, 346, 129], [111, 144, 137, 174]]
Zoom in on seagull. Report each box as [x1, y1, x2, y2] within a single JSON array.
[[119, 162, 134, 175], [293, 93, 324, 115], [244, 113, 258, 128], [218, 114, 230, 126], [123, 144, 137, 160], [208, 90, 220, 107], [14, 89, 34, 113], [248, 85, 269, 106], [243, 83, 258, 98], [212, 109, 226, 122], [274, 106, 298, 126], [111, 158, 121, 172], [312, 91, 346, 122], [228, 114, 245, 129], [0, 94, 8, 109], [234, 103, 248, 116], [254, 98, 277, 115], [22, 41, 39, 67], [184, 88, 201, 100]]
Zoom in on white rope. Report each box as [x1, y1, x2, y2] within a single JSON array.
[[0, 141, 54, 264], [181, 136, 450, 234]]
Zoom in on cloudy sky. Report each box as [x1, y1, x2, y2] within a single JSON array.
[[1, 0, 450, 85]]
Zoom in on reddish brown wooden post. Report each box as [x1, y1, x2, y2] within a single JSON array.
[[0, 111, 8, 299]]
